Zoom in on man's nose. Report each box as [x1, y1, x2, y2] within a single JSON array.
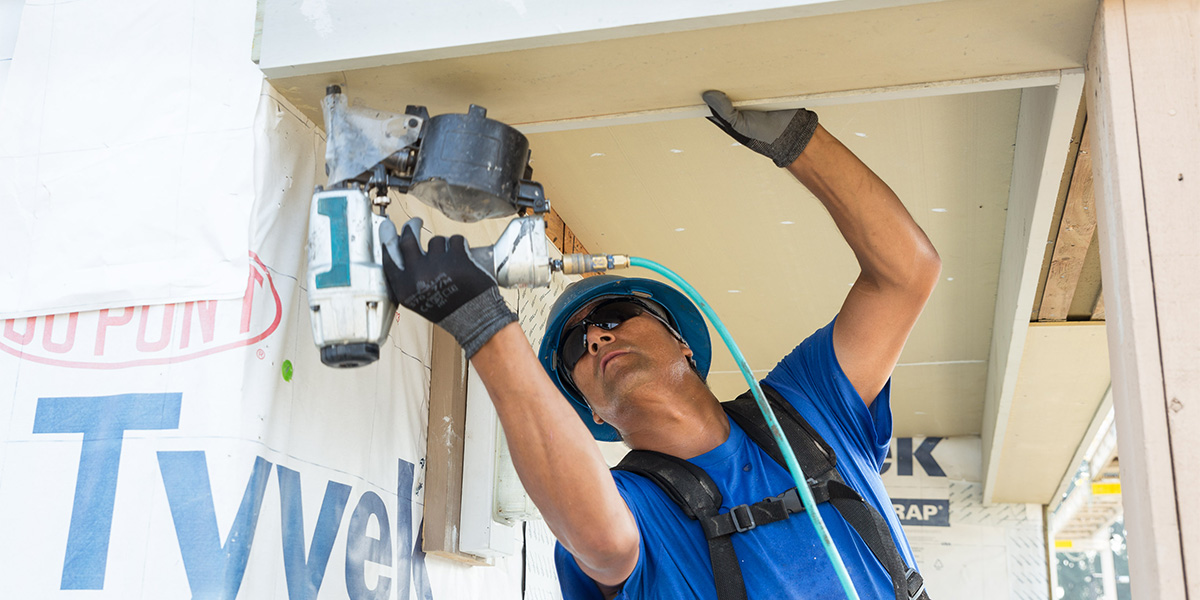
[[587, 326, 615, 355]]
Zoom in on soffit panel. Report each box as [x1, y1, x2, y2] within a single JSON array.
[[992, 322, 1111, 504], [528, 90, 1018, 438]]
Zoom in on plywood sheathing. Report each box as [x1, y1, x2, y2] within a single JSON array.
[[991, 322, 1110, 504], [527, 91, 1019, 437], [265, 0, 1100, 131]]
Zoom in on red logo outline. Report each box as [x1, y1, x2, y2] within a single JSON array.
[[0, 252, 283, 369]]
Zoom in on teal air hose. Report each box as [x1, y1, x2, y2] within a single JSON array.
[[628, 256, 860, 600]]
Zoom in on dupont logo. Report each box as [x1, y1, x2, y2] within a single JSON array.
[[0, 253, 282, 369]]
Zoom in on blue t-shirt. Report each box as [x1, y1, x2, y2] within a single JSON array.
[[554, 319, 917, 599]]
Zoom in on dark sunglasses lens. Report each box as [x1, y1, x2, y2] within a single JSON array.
[[560, 326, 588, 371], [558, 301, 648, 373], [588, 302, 645, 327]]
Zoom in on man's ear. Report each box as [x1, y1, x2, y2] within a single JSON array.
[[680, 339, 694, 359], [592, 411, 606, 425]]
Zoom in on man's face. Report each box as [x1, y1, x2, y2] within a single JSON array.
[[564, 299, 696, 430]]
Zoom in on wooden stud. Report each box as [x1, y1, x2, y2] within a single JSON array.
[[1038, 122, 1097, 321], [422, 326, 488, 565], [1090, 289, 1105, 321]]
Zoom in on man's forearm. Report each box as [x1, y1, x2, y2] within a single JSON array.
[[469, 323, 639, 586], [786, 124, 940, 403], [786, 125, 941, 290]]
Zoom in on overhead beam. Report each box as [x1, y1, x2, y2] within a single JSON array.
[[980, 69, 1085, 505], [258, 0, 947, 78], [1087, 0, 1199, 596], [516, 70, 1063, 133]]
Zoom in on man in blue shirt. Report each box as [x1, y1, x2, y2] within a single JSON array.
[[381, 90, 940, 598]]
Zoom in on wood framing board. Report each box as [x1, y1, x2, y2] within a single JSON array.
[[1038, 121, 1097, 321], [257, 0, 948, 77], [262, 0, 1099, 130], [421, 326, 486, 564], [990, 322, 1110, 504], [1029, 100, 1088, 322], [1086, 0, 1198, 595], [980, 70, 1086, 504]]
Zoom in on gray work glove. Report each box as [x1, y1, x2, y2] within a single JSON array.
[[702, 90, 819, 168], [380, 217, 517, 358]]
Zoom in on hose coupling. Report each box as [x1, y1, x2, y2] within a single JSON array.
[[553, 254, 631, 275]]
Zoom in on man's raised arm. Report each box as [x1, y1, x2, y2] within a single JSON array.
[[704, 91, 941, 405]]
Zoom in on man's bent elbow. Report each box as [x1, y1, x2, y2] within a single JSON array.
[[915, 243, 942, 291], [564, 520, 640, 587]]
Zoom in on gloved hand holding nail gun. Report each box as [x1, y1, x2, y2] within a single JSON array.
[[380, 90, 939, 600], [378, 217, 517, 359]]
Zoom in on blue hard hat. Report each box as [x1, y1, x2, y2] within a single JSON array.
[[537, 275, 712, 441]]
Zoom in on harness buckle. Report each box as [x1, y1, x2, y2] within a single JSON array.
[[776, 488, 804, 514], [905, 567, 927, 599], [729, 504, 756, 533]]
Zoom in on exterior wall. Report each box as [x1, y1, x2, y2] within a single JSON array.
[[0, 2, 534, 598], [883, 436, 1047, 599]]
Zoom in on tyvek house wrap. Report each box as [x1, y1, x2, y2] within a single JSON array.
[[0, 1, 546, 598]]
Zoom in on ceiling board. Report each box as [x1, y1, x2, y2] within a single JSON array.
[[265, 0, 1098, 129], [527, 90, 1019, 437], [992, 322, 1110, 504]]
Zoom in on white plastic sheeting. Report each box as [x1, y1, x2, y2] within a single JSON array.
[[0, 2, 546, 597], [0, 80, 537, 600], [881, 436, 1048, 599], [0, 0, 264, 319]]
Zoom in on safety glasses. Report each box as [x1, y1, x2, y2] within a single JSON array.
[[557, 298, 675, 378]]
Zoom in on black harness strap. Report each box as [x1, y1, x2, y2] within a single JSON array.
[[613, 383, 931, 600], [614, 451, 748, 600]]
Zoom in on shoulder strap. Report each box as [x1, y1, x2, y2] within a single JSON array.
[[724, 384, 930, 600], [613, 450, 747, 600], [723, 383, 838, 482], [609, 385, 931, 600]]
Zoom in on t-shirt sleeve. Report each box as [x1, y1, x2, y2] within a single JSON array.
[[555, 543, 605, 599], [553, 475, 652, 600], [762, 317, 894, 470]]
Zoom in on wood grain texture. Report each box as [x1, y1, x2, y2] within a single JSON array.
[[543, 208, 566, 253], [1038, 122, 1097, 321]]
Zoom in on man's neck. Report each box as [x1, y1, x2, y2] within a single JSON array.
[[620, 381, 730, 459]]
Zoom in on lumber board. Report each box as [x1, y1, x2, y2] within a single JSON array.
[[1122, 0, 1200, 587], [1085, 0, 1194, 595], [1038, 121, 1097, 321], [422, 326, 487, 565], [979, 70, 1085, 505], [542, 208, 566, 253]]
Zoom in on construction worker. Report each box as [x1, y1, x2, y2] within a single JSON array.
[[381, 91, 940, 599]]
